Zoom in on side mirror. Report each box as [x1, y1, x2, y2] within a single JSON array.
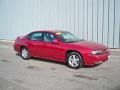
[[52, 39, 60, 44]]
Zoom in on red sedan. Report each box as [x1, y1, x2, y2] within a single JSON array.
[[14, 30, 110, 69]]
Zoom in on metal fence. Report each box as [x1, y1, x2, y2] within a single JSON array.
[[0, 0, 120, 48]]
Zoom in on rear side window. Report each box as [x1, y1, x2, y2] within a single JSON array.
[[27, 32, 43, 41]]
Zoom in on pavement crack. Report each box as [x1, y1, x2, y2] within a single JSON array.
[[51, 67, 56, 70], [26, 65, 43, 71], [73, 74, 98, 80], [1, 59, 10, 63]]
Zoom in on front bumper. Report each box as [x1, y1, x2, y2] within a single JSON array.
[[83, 52, 110, 65]]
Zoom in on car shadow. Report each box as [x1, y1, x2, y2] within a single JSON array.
[[16, 53, 101, 68], [16, 53, 65, 66], [31, 57, 65, 66], [16, 53, 20, 56], [84, 64, 101, 68]]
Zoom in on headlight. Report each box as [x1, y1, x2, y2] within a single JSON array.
[[91, 50, 102, 55]]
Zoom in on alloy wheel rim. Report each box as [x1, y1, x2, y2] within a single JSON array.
[[68, 55, 79, 67]]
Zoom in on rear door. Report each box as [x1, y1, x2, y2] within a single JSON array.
[[26, 32, 45, 57]]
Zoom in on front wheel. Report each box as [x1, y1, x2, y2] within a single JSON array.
[[66, 52, 83, 69], [21, 47, 30, 60]]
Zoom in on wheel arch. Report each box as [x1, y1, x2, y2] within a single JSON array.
[[19, 45, 29, 53], [20, 45, 28, 50]]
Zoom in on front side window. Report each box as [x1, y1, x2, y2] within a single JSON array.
[[43, 33, 56, 42], [56, 32, 80, 43], [27, 32, 43, 41]]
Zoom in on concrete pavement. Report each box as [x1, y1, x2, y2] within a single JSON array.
[[0, 41, 120, 90]]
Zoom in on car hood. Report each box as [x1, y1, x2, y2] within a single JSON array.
[[70, 40, 108, 50]]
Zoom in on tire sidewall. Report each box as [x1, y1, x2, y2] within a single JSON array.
[[67, 52, 83, 69]]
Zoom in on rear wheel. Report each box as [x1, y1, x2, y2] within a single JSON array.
[[67, 52, 83, 69], [21, 47, 30, 60]]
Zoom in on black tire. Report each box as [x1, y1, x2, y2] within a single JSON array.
[[66, 51, 83, 69], [20, 47, 30, 60]]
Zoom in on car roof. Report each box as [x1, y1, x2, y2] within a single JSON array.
[[31, 30, 69, 34]]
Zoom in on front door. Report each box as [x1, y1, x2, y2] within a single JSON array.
[[42, 32, 65, 62]]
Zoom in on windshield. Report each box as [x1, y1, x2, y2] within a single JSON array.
[[56, 32, 80, 43]]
